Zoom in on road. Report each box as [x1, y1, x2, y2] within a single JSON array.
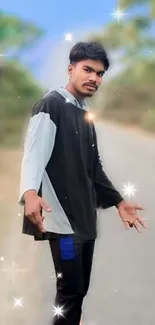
[[0, 121, 155, 325]]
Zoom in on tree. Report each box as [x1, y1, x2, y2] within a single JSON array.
[[0, 10, 44, 56], [0, 11, 45, 147], [118, 0, 155, 18], [87, 0, 155, 131]]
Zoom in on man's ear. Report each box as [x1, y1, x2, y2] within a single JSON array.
[[68, 64, 73, 77]]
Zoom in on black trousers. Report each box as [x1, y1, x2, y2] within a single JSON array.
[[49, 235, 95, 325]]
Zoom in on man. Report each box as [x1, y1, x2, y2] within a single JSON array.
[[19, 41, 146, 325]]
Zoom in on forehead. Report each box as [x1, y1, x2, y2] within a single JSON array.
[[77, 59, 104, 71]]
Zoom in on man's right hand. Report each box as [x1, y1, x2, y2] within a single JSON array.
[[24, 190, 51, 233]]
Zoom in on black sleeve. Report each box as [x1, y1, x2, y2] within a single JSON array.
[[92, 124, 124, 209]]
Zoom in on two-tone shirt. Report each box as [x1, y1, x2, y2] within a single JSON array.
[[19, 87, 123, 240]]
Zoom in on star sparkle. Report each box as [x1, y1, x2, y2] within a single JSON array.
[[111, 7, 127, 23], [121, 182, 137, 199], [65, 98, 71, 103], [52, 304, 65, 318], [57, 272, 63, 278], [64, 33, 72, 41], [13, 297, 24, 308], [0, 260, 28, 284], [49, 269, 63, 279]]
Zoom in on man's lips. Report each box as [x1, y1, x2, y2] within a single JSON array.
[[85, 84, 97, 89]]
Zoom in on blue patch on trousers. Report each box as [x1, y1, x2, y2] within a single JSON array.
[[60, 237, 75, 260]]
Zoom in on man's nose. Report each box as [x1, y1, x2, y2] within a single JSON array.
[[88, 73, 97, 83]]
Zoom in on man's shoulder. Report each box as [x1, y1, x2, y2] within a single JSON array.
[[43, 90, 64, 104], [31, 90, 63, 117]]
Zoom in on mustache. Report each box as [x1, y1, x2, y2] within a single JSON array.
[[84, 83, 98, 89]]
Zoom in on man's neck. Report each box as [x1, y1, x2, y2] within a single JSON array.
[[65, 84, 85, 103]]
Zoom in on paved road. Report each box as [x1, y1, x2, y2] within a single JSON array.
[[0, 121, 155, 325]]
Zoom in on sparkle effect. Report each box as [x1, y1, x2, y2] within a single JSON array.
[[86, 112, 96, 122], [0, 256, 4, 261], [65, 98, 71, 103], [50, 270, 63, 279], [57, 273, 63, 278], [64, 33, 72, 41], [111, 7, 126, 23], [53, 304, 65, 318], [13, 297, 24, 308], [121, 182, 137, 199], [0, 260, 28, 284]]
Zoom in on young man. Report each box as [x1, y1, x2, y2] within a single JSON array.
[[19, 41, 146, 325]]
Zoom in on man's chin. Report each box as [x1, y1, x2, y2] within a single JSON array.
[[84, 90, 97, 97]]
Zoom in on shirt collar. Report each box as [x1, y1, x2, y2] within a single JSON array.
[[56, 86, 89, 111]]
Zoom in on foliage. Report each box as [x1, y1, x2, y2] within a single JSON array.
[[88, 0, 155, 132], [0, 10, 44, 55], [0, 11, 44, 147]]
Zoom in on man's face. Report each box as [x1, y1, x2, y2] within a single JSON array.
[[68, 59, 105, 98]]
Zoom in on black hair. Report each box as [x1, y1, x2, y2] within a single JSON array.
[[69, 41, 110, 71]]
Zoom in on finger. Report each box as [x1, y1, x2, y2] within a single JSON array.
[[39, 213, 45, 222], [134, 204, 145, 211], [132, 211, 147, 228], [41, 200, 51, 212], [26, 213, 38, 225], [37, 219, 46, 232], [32, 212, 45, 231], [36, 216, 46, 233], [137, 216, 147, 228], [39, 224, 46, 233], [133, 220, 141, 233], [32, 211, 42, 223], [31, 215, 38, 225], [123, 221, 130, 230], [32, 212, 43, 225]]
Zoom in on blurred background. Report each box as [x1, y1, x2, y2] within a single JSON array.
[[0, 1, 155, 325]]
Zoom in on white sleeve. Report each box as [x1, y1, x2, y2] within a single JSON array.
[[18, 111, 57, 205]]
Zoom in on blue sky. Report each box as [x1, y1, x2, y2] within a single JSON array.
[[0, 0, 144, 88], [1, 0, 120, 37]]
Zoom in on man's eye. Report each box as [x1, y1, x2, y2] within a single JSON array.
[[84, 68, 91, 72], [98, 72, 104, 77]]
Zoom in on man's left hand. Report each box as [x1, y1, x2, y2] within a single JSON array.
[[116, 200, 147, 232]]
